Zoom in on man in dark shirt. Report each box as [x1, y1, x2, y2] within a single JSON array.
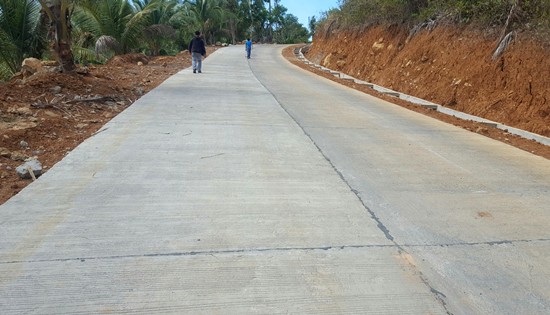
[[188, 31, 206, 73]]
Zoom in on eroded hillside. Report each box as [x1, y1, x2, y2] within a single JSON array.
[[306, 25, 550, 137]]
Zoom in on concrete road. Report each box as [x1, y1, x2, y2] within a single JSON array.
[[0, 45, 548, 314], [250, 45, 550, 314]]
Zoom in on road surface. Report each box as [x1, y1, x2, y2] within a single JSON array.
[[1, 45, 549, 314]]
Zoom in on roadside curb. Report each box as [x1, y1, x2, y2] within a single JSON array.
[[293, 46, 550, 147]]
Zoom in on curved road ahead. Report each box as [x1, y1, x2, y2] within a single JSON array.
[[1, 45, 549, 314]]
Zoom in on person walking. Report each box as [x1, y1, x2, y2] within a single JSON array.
[[245, 38, 252, 59], [188, 31, 206, 73]]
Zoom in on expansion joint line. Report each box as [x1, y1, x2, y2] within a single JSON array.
[[2, 238, 549, 266], [0, 244, 389, 265], [248, 58, 453, 314]]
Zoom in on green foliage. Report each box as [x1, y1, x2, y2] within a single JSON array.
[[219, 0, 240, 44], [338, 0, 414, 26], [320, 0, 550, 32], [308, 15, 317, 37], [273, 14, 309, 44], [0, 61, 12, 80], [73, 0, 156, 56], [0, 0, 45, 79], [518, 0, 550, 29], [136, 0, 179, 55], [425, 0, 550, 28], [143, 24, 177, 55], [0, 0, 313, 81], [240, 0, 269, 41], [182, 0, 224, 44], [424, 0, 512, 25]]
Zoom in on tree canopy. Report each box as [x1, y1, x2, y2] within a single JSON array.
[[0, 0, 311, 80]]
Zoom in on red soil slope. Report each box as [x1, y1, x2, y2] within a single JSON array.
[[306, 25, 550, 137]]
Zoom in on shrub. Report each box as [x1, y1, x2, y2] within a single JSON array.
[[326, 0, 550, 31]]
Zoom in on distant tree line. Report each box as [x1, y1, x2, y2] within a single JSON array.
[[0, 0, 310, 80]]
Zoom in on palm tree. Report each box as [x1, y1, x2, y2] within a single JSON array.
[[73, 0, 155, 56], [273, 13, 308, 44], [38, 0, 76, 72], [181, 0, 223, 45], [0, 0, 46, 79], [135, 0, 178, 56], [134, 0, 176, 25], [221, 0, 240, 44], [241, 0, 268, 42]]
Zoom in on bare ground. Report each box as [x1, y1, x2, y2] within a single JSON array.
[[306, 25, 550, 137], [295, 25, 549, 159], [0, 47, 218, 204]]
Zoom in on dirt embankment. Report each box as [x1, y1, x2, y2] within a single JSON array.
[[306, 25, 550, 137]]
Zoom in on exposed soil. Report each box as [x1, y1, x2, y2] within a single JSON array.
[[0, 47, 218, 205], [284, 46, 550, 161], [306, 25, 550, 137], [289, 25, 549, 160], [287, 46, 550, 159]]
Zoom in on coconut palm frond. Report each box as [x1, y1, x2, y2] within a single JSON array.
[[122, 10, 152, 52], [0, 60, 13, 81], [72, 1, 104, 39], [0, 28, 18, 74], [143, 24, 177, 39], [73, 28, 96, 50], [142, 23, 177, 55], [132, 0, 155, 11], [76, 0, 139, 54], [182, 0, 224, 43], [73, 45, 107, 64], [95, 35, 121, 55], [154, 0, 178, 25], [492, 31, 516, 60], [170, 8, 198, 29], [29, 4, 48, 58], [0, 0, 44, 75]]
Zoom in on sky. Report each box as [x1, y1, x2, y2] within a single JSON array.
[[278, 0, 340, 29]]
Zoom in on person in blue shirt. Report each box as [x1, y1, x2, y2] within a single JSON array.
[[245, 38, 252, 59]]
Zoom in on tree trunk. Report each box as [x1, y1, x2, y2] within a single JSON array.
[[39, 0, 75, 72], [230, 19, 237, 45], [57, 41, 75, 71]]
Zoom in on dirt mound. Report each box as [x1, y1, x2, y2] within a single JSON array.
[[0, 47, 218, 205], [107, 53, 150, 66], [307, 25, 550, 137]]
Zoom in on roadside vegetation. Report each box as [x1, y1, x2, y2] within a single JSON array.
[[319, 0, 550, 29], [315, 0, 550, 58], [0, 0, 309, 81]]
